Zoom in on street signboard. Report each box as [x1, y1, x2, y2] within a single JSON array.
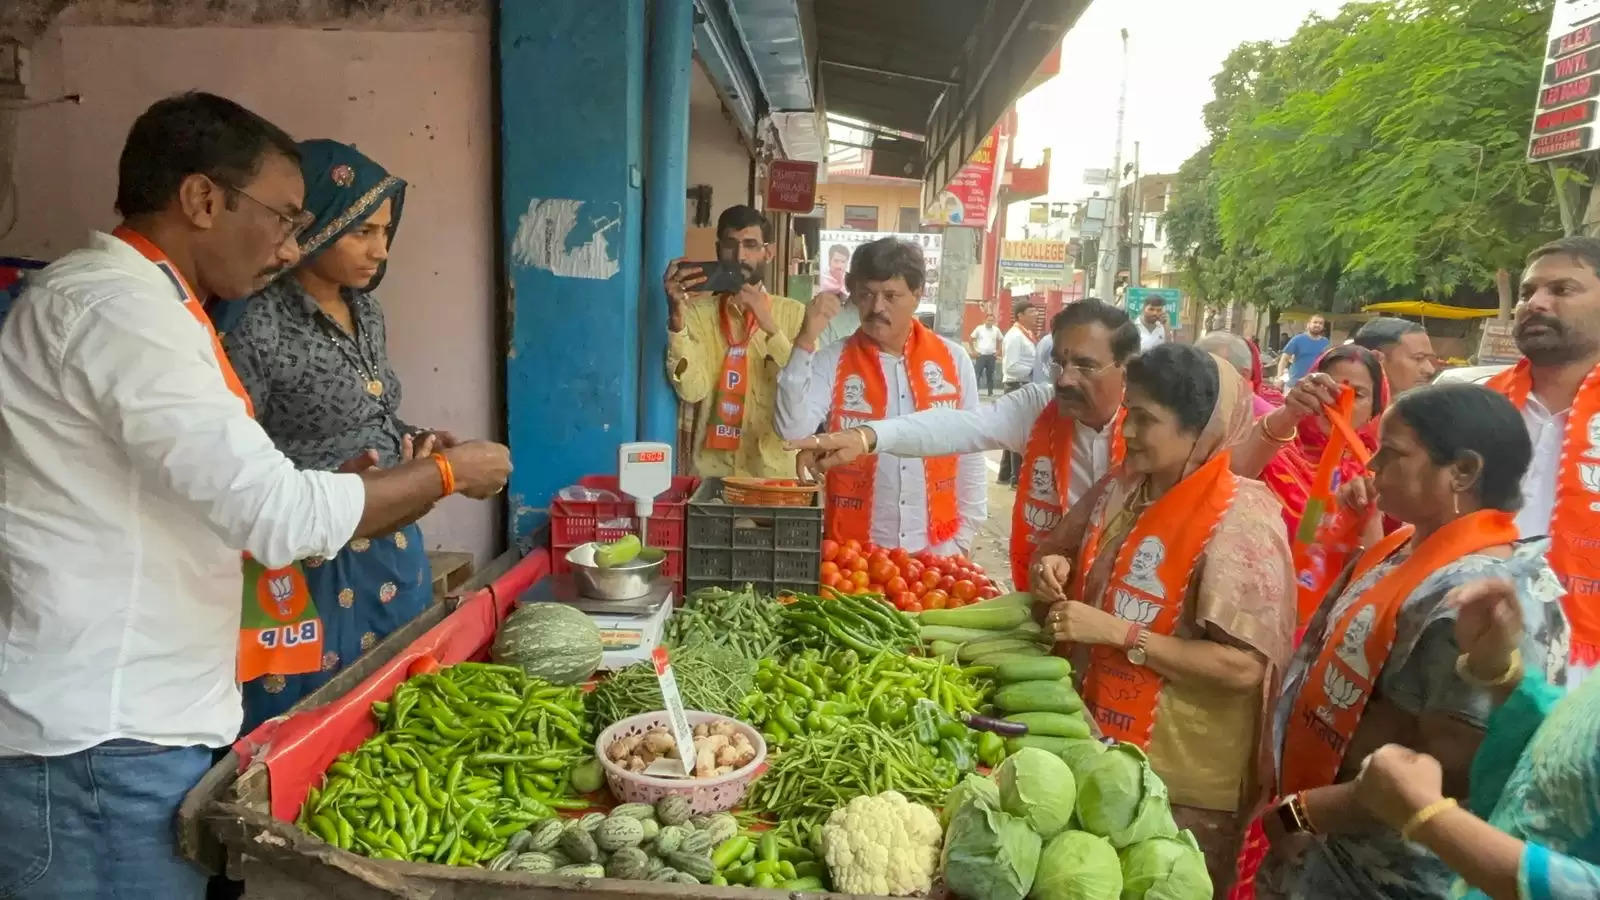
[[1529, 1, 1600, 162], [765, 159, 819, 213], [1477, 319, 1523, 365], [999, 240, 1073, 286], [1083, 167, 1112, 185], [923, 127, 1001, 226], [1125, 286, 1181, 328]]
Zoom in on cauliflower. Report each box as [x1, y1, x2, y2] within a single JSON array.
[[821, 790, 943, 896]]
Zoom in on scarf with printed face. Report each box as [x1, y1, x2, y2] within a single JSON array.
[[112, 226, 324, 682], [1010, 406, 1126, 590], [1280, 510, 1519, 794], [705, 298, 756, 452], [826, 321, 963, 547], [1289, 385, 1375, 631], [1487, 359, 1600, 671]]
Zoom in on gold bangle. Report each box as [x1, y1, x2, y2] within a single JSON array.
[[1294, 792, 1319, 835], [1399, 797, 1458, 841], [857, 428, 874, 455], [1260, 415, 1299, 444], [1455, 647, 1522, 688]]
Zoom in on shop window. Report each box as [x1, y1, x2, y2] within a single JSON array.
[[842, 205, 878, 231], [898, 207, 920, 233]]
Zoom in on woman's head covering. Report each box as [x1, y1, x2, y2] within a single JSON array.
[[1192, 351, 1258, 470], [294, 139, 406, 291]]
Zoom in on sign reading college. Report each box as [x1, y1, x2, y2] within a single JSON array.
[[1530, 3, 1600, 162]]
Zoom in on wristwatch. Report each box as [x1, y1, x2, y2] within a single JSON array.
[[1274, 792, 1316, 835], [1124, 625, 1150, 665]]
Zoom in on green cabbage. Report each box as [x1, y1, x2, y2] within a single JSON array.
[[1030, 830, 1122, 900], [995, 747, 1077, 839], [942, 773, 1001, 827], [942, 794, 1042, 900], [1072, 743, 1178, 848], [1058, 737, 1109, 779], [1118, 832, 1212, 899]]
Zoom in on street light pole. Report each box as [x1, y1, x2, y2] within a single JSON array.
[[1097, 28, 1130, 301], [1128, 140, 1142, 289]]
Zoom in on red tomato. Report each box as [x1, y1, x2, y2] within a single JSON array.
[[890, 547, 911, 566], [923, 589, 949, 610], [885, 575, 909, 595], [868, 559, 896, 583], [920, 569, 941, 590], [867, 583, 884, 595], [938, 560, 960, 577], [821, 539, 839, 562], [894, 591, 919, 611], [844, 539, 863, 554], [951, 579, 977, 601], [850, 556, 868, 574], [836, 547, 858, 568], [938, 574, 955, 591], [970, 563, 986, 575], [915, 550, 937, 565], [902, 561, 923, 582], [851, 570, 870, 589], [979, 585, 1000, 599], [820, 561, 840, 580]]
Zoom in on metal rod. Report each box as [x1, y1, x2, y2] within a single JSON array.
[[1097, 28, 1130, 298], [820, 58, 957, 87]]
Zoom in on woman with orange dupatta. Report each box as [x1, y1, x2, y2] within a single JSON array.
[[1255, 384, 1571, 900], [1032, 343, 1296, 892]]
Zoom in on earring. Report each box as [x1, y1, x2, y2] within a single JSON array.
[[1452, 492, 1461, 516]]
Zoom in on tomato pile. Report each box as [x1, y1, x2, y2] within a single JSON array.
[[818, 539, 1001, 613]]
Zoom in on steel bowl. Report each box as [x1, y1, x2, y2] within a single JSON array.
[[566, 543, 667, 600]]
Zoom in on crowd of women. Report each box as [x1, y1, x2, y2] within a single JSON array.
[[1023, 334, 1597, 899]]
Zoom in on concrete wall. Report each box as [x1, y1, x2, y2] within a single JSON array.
[[684, 58, 751, 259], [816, 180, 923, 232], [1, 6, 499, 562]]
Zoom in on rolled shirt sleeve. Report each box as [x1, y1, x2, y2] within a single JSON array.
[[872, 382, 1050, 457], [66, 293, 364, 568], [776, 342, 842, 441]]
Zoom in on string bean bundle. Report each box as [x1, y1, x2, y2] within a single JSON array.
[[586, 644, 756, 726], [663, 585, 786, 659]]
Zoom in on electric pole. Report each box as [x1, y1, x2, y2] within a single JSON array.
[[1128, 140, 1142, 289], [1097, 28, 1130, 301]]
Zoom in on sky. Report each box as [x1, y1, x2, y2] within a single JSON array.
[[1010, 0, 1352, 206]]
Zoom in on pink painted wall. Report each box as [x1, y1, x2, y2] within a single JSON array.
[[1, 22, 499, 562]]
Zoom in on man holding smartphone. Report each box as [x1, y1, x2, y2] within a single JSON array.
[[663, 205, 808, 478]]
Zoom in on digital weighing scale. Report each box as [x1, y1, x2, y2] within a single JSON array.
[[527, 441, 680, 670]]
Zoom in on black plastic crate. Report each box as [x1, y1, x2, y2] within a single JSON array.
[[685, 477, 823, 596]]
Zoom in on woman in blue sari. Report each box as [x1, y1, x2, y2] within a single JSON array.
[[219, 140, 455, 731], [1352, 578, 1600, 899]]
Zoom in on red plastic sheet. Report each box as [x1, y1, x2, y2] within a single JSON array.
[[232, 550, 550, 822]]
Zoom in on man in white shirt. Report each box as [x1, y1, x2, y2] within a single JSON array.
[[777, 237, 985, 554], [0, 93, 511, 897], [1136, 293, 1168, 351], [997, 298, 1042, 486], [788, 298, 1135, 590], [1490, 236, 1600, 687], [969, 312, 1003, 396]]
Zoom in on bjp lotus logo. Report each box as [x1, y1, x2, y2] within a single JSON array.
[[1321, 664, 1363, 712], [1111, 588, 1161, 626]]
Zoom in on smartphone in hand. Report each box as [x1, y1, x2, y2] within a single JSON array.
[[685, 260, 748, 294]]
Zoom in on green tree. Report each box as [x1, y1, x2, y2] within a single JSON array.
[[1165, 0, 1560, 312]]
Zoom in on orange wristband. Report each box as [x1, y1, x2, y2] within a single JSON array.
[[432, 452, 456, 497]]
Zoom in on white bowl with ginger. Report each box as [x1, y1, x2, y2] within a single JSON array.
[[593, 711, 768, 813]]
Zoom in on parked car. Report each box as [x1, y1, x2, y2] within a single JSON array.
[[1433, 363, 1510, 385]]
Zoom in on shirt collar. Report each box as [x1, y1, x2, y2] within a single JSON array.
[[88, 230, 187, 296]]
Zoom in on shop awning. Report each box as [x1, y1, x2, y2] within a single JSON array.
[[1360, 301, 1500, 320]]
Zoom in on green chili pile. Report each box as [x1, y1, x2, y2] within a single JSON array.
[[296, 662, 591, 865], [777, 592, 920, 655]]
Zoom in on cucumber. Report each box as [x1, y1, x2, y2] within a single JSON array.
[[995, 656, 1073, 684], [918, 604, 1033, 630], [968, 648, 1050, 667], [1005, 734, 1084, 756], [993, 680, 1084, 715], [1002, 711, 1091, 738], [958, 639, 1040, 663], [920, 622, 1044, 645], [929, 639, 961, 661]]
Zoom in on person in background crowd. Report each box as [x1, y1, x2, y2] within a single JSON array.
[[1137, 293, 1169, 351], [1353, 579, 1600, 900], [997, 297, 1041, 486], [778, 237, 985, 555], [0, 92, 510, 899], [969, 311, 1003, 396], [1487, 235, 1600, 686], [818, 242, 850, 294], [1278, 314, 1331, 387], [1233, 346, 1389, 537], [788, 299, 1135, 591], [1198, 330, 1276, 417], [220, 140, 485, 732], [1355, 317, 1438, 395], [1032, 327, 1056, 385], [1034, 344, 1295, 891], [1259, 384, 1569, 900], [663, 205, 807, 478], [1250, 337, 1286, 408]]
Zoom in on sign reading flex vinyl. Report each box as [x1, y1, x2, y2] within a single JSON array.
[[1529, 0, 1600, 162]]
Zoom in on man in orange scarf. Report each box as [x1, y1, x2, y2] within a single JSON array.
[[776, 237, 985, 554], [1494, 236, 1600, 685], [785, 299, 1135, 591]]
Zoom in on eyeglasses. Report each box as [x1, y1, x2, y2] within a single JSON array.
[[219, 179, 315, 243], [717, 238, 767, 253], [1049, 360, 1118, 381]]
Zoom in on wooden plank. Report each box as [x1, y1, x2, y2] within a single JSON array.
[[427, 551, 476, 596]]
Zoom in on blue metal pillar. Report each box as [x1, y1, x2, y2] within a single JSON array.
[[499, 0, 646, 544], [638, 0, 695, 446]]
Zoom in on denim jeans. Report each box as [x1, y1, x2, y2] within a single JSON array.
[[0, 740, 213, 899]]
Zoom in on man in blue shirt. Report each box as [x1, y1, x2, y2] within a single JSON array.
[[1276, 313, 1329, 387]]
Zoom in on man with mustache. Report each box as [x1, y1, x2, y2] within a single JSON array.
[[663, 205, 808, 478], [787, 298, 1135, 589], [1490, 236, 1600, 686], [1278, 313, 1331, 388], [1354, 316, 1438, 394], [777, 237, 985, 555], [0, 93, 510, 896]]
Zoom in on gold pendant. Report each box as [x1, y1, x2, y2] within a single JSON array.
[[367, 379, 384, 397]]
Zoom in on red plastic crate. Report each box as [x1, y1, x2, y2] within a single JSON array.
[[550, 474, 697, 588]]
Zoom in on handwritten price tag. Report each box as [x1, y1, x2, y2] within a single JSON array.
[[651, 646, 697, 778]]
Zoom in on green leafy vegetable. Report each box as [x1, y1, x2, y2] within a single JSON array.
[[1030, 830, 1122, 900], [941, 791, 1041, 900], [1118, 832, 1212, 899], [1073, 743, 1178, 848], [995, 747, 1077, 840], [942, 774, 1000, 828]]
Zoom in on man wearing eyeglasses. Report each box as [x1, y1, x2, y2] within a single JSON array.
[[663, 205, 808, 478], [787, 298, 1135, 591], [0, 92, 511, 897]]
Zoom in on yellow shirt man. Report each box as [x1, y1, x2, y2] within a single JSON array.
[[666, 291, 807, 478]]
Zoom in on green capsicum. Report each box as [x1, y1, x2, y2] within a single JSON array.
[[976, 730, 1007, 768]]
